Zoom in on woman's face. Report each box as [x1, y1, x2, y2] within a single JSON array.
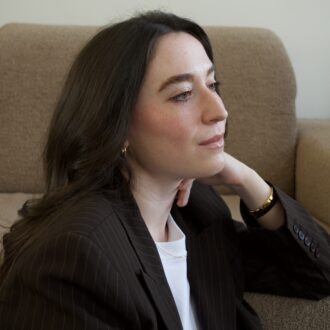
[[128, 32, 228, 181]]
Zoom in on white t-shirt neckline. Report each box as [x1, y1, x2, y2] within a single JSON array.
[[155, 214, 198, 330]]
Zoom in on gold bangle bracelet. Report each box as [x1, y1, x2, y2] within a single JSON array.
[[248, 186, 277, 218]]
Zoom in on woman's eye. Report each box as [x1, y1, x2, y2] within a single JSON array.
[[170, 90, 192, 103], [209, 81, 220, 91]]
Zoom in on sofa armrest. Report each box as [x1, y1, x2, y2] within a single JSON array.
[[244, 293, 330, 329], [296, 119, 330, 233]]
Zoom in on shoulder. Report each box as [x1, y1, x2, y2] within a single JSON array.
[[45, 192, 118, 238], [11, 191, 134, 272], [20, 190, 130, 257]]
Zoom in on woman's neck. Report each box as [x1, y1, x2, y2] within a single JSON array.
[[130, 173, 181, 242]]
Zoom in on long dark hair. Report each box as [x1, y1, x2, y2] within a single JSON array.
[[0, 11, 215, 282]]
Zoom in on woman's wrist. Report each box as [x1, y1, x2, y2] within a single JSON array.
[[247, 185, 278, 218], [227, 168, 272, 211], [230, 168, 285, 230]]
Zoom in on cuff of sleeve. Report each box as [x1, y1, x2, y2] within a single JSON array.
[[239, 183, 287, 230]]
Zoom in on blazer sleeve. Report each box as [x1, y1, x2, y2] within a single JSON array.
[[236, 186, 330, 300], [0, 232, 137, 330]]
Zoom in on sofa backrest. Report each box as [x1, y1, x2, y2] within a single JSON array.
[[0, 24, 297, 195]]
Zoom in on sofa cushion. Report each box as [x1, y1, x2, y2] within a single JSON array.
[[0, 24, 98, 193], [244, 293, 330, 330], [296, 119, 330, 233], [221, 194, 243, 222], [0, 193, 41, 240]]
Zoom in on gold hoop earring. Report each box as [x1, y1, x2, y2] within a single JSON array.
[[121, 144, 128, 157]]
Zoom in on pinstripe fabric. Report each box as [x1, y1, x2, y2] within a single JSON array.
[[0, 183, 329, 329]]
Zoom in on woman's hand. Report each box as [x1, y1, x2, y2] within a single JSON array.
[[176, 152, 286, 230], [176, 178, 195, 207], [176, 153, 248, 207], [196, 152, 251, 189]]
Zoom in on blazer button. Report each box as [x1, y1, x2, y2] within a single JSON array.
[[304, 236, 312, 247], [293, 224, 300, 234], [310, 241, 316, 253], [298, 230, 305, 240]]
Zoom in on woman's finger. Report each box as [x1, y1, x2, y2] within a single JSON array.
[[176, 179, 195, 207]]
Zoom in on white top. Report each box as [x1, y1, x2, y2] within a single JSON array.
[[155, 214, 199, 330]]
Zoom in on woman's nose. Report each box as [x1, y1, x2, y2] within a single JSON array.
[[201, 91, 228, 124]]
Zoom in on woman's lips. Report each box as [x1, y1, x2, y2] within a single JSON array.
[[199, 134, 225, 149]]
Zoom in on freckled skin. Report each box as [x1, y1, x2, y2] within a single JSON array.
[[128, 32, 228, 180]]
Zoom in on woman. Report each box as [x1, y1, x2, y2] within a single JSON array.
[[0, 11, 329, 330]]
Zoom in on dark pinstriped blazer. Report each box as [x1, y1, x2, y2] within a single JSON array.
[[0, 182, 329, 329]]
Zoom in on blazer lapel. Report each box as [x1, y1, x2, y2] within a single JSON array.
[[140, 271, 183, 330], [110, 185, 182, 330], [172, 183, 238, 330]]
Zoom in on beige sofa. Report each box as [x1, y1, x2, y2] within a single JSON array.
[[0, 23, 329, 329]]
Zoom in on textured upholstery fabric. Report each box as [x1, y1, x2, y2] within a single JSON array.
[[244, 293, 330, 329], [221, 194, 243, 222], [296, 119, 330, 233], [0, 24, 99, 193], [0, 193, 41, 239], [0, 24, 297, 195]]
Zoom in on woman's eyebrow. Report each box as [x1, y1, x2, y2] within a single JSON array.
[[158, 73, 193, 92], [158, 64, 215, 92]]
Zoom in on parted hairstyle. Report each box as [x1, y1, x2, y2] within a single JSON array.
[[0, 11, 217, 282]]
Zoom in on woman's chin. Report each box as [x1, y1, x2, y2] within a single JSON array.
[[190, 156, 226, 179]]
